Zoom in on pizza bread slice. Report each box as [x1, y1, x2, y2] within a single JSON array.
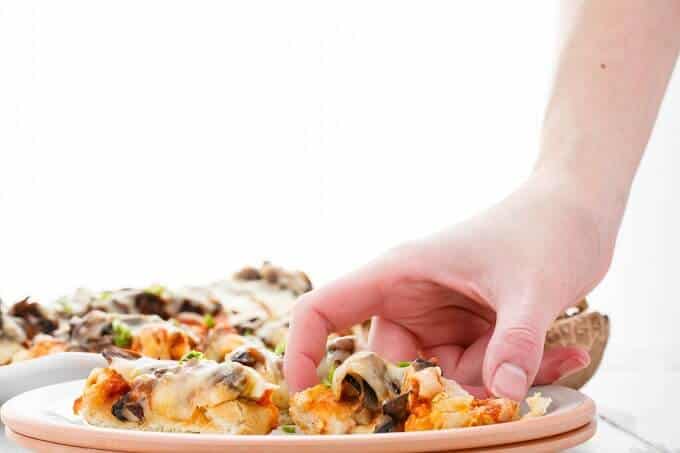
[[69, 311, 199, 360], [73, 351, 279, 434], [290, 351, 552, 434]]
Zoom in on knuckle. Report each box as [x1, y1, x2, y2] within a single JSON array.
[[291, 294, 314, 317]]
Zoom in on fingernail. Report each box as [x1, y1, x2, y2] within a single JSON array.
[[491, 362, 528, 400], [557, 357, 589, 379]]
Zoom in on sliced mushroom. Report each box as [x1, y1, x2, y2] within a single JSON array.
[[233, 262, 312, 295], [327, 335, 356, 366], [373, 414, 396, 433], [0, 303, 27, 344], [370, 393, 411, 433], [227, 344, 288, 409], [134, 292, 170, 319], [102, 347, 143, 363], [111, 393, 144, 423], [234, 266, 262, 281], [230, 348, 259, 368], [382, 393, 409, 423], [170, 287, 223, 317], [9, 298, 58, 339], [332, 352, 402, 411], [215, 365, 248, 393], [412, 358, 437, 371], [254, 318, 289, 348]]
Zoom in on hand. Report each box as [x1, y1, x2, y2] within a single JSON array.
[[285, 170, 619, 400]]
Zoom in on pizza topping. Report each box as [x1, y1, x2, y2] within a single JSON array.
[[332, 352, 402, 406], [203, 328, 255, 362], [281, 424, 296, 434], [408, 366, 445, 400], [325, 336, 356, 368], [254, 318, 289, 348], [112, 320, 133, 348], [230, 347, 261, 368], [134, 291, 170, 319], [0, 301, 27, 344], [171, 286, 222, 317], [203, 314, 216, 329], [382, 392, 410, 423], [523, 392, 552, 418], [69, 311, 198, 360], [102, 347, 142, 362], [234, 267, 262, 281], [111, 392, 145, 423], [274, 340, 286, 356], [228, 345, 284, 384], [234, 263, 312, 296], [179, 350, 204, 363], [412, 358, 437, 371], [9, 298, 58, 339]]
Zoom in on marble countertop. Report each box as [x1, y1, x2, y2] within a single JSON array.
[[1, 369, 677, 452]]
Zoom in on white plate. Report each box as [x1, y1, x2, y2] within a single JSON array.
[[0, 353, 106, 403], [1, 380, 596, 453]]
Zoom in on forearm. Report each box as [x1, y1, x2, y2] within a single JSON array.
[[535, 0, 680, 235]]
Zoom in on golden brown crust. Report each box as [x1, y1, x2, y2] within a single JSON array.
[[130, 324, 195, 360], [13, 335, 68, 361], [290, 385, 361, 434]]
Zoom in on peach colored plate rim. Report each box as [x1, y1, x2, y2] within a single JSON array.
[[4, 421, 597, 453], [1, 380, 596, 453]]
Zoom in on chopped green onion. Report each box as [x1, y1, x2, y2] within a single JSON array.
[[56, 296, 73, 315], [203, 313, 215, 329], [281, 425, 296, 434], [397, 361, 411, 368], [322, 364, 336, 388], [100, 291, 113, 301], [242, 328, 255, 336], [274, 341, 286, 356], [112, 320, 132, 348], [180, 350, 205, 363], [145, 284, 166, 297]]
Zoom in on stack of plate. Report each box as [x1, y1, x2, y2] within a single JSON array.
[[1, 380, 596, 453]]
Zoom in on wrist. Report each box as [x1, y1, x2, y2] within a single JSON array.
[[531, 156, 630, 231], [525, 162, 626, 277]]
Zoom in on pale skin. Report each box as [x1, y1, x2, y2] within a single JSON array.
[[285, 0, 680, 401]]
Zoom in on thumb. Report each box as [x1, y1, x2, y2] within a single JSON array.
[[483, 300, 554, 401]]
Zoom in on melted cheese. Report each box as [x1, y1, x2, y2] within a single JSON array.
[[523, 392, 552, 418], [109, 356, 273, 402], [331, 351, 402, 403]]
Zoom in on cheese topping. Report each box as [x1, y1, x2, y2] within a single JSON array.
[[523, 392, 552, 418], [109, 356, 274, 403]]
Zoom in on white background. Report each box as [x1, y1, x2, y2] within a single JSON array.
[[1, 1, 679, 379]]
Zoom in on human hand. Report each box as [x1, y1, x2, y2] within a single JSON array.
[[285, 170, 620, 400]]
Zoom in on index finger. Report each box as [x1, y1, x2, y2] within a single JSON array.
[[283, 268, 385, 392]]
